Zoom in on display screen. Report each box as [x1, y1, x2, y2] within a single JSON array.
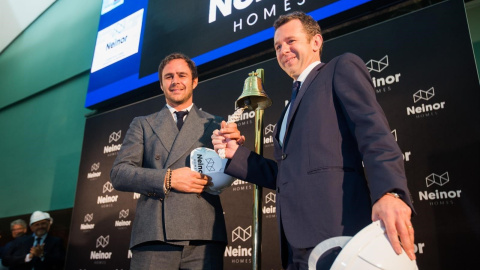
[[85, 0, 374, 108]]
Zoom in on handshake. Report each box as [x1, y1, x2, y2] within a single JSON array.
[[211, 121, 245, 159]]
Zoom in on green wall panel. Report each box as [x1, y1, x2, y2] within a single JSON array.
[[0, 73, 90, 218], [467, 2, 480, 81], [0, 0, 99, 218], [0, 0, 101, 109]]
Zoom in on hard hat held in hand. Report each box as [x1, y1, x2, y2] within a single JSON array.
[[308, 220, 418, 270], [190, 147, 235, 195]]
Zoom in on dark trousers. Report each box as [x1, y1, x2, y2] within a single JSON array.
[[130, 241, 225, 270], [286, 243, 340, 270]]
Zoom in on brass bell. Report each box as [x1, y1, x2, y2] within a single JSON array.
[[235, 68, 272, 110]]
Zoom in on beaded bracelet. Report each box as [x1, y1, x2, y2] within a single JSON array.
[[165, 168, 172, 196]]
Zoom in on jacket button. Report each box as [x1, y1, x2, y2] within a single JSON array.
[[281, 154, 287, 160], [147, 193, 152, 197], [155, 155, 160, 160]]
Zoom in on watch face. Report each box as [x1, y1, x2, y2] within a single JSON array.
[[387, 192, 400, 198]]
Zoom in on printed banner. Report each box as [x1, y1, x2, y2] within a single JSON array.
[[67, 1, 480, 269]]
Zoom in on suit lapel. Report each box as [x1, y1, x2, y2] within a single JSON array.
[[284, 63, 325, 139], [166, 106, 211, 168], [146, 107, 177, 157]]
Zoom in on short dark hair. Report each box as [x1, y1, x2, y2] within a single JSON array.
[[158, 53, 198, 84], [273, 11, 323, 56]]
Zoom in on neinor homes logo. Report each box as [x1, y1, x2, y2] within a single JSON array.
[[109, 130, 121, 143], [232, 226, 252, 242], [365, 55, 401, 90], [419, 171, 462, 205], [91, 235, 112, 260], [103, 182, 114, 193], [265, 192, 276, 204], [88, 162, 101, 179], [426, 172, 449, 187], [119, 209, 129, 219], [225, 226, 253, 259], [264, 124, 275, 135], [104, 130, 122, 154], [264, 123, 276, 145], [97, 182, 118, 205], [407, 87, 446, 117], [96, 235, 110, 248], [115, 209, 131, 228], [91, 162, 100, 171], [208, 0, 307, 33], [80, 213, 95, 230], [263, 192, 276, 217], [366, 55, 389, 73], [84, 213, 94, 223], [413, 87, 435, 103]]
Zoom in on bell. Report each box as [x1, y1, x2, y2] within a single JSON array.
[[235, 68, 272, 110]]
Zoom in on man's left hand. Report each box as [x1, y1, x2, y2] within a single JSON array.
[[372, 194, 415, 260]]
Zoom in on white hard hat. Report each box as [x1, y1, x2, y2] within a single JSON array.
[[308, 221, 418, 270], [30, 211, 53, 226], [190, 147, 235, 195]]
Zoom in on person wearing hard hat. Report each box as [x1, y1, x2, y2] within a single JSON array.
[[1, 211, 65, 270]]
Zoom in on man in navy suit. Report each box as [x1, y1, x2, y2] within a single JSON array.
[[1, 211, 65, 270], [213, 11, 415, 269]]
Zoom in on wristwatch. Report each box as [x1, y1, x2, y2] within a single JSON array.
[[386, 192, 400, 199]]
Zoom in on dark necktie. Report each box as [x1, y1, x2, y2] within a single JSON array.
[[175, 111, 189, 130], [35, 237, 42, 246], [287, 81, 301, 120]]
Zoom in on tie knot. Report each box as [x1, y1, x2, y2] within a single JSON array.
[[290, 81, 301, 102], [174, 110, 189, 130], [175, 110, 189, 119], [292, 81, 301, 92]]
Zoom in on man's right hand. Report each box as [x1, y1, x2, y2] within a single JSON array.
[[30, 244, 44, 258], [212, 121, 245, 159], [169, 167, 211, 194]]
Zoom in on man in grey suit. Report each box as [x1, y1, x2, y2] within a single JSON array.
[[111, 53, 240, 269], [213, 12, 416, 269]]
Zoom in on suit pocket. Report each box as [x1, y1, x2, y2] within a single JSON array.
[[307, 166, 355, 174]]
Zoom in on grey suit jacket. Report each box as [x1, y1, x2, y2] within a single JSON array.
[[110, 105, 227, 248]]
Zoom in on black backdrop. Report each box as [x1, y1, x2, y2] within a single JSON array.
[[66, 1, 480, 269]]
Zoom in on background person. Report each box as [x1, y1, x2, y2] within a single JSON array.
[[1, 211, 65, 270]]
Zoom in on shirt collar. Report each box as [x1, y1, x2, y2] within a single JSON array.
[[32, 233, 47, 241], [295, 61, 321, 85], [166, 103, 193, 115]]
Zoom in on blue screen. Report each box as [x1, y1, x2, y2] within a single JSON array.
[[85, 0, 373, 108]]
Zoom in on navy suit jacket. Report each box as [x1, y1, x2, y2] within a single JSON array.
[[1, 234, 65, 270], [226, 53, 414, 266]]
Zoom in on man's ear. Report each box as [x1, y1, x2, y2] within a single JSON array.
[[312, 34, 323, 53], [193, 78, 199, 89], [159, 81, 165, 92]]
